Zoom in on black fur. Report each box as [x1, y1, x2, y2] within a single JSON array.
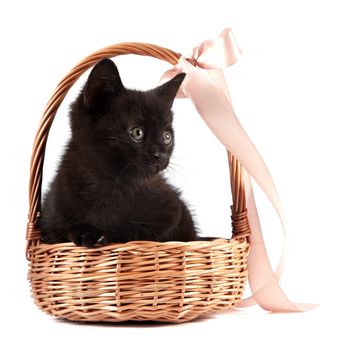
[[40, 59, 198, 247]]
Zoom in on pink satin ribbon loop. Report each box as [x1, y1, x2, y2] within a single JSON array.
[[192, 28, 242, 69], [161, 28, 316, 312]]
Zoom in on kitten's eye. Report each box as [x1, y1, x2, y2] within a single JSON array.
[[129, 127, 145, 142], [163, 131, 172, 145]]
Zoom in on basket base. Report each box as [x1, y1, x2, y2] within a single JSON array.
[[28, 239, 249, 323]]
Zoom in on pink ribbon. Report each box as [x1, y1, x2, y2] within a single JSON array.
[[162, 28, 316, 312]]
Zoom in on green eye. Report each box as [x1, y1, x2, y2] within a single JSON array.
[[129, 127, 145, 142], [163, 131, 172, 145]]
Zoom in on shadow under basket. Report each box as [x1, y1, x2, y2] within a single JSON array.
[[26, 42, 251, 323]]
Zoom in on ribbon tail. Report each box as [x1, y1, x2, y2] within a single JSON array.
[[242, 172, 317, 311], [217, 68, 288, 308], [181, 60, 317, 312], [238, 171, 294, 311]]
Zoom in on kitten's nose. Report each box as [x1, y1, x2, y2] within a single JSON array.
[[153, 152, 166, 162]]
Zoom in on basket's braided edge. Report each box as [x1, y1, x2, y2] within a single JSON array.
[[26, 42, 249, 258]]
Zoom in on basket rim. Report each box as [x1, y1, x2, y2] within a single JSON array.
[[30, 237, 244, 250]]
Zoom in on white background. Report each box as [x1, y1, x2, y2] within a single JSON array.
[[1, 0, 349, 349]]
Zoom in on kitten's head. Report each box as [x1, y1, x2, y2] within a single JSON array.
[[71, 59, 185, 178]]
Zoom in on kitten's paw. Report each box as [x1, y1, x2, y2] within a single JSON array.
[[81, 232, 106, 247], [69, 226, 106, 247]]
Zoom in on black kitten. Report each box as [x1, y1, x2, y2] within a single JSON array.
[[40, 59, 198, 247]]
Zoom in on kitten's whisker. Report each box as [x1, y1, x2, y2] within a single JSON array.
[[165, 167, 178, 177], [166, 163, 184, 177], [169, 161, 186, 170], [163, 168, 173, 179]]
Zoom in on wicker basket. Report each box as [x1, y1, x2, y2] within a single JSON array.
[[26, 42, 251, 323]]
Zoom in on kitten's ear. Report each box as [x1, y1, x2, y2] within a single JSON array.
[[155, 73, 186, 108], [83, 59, 125, 111]]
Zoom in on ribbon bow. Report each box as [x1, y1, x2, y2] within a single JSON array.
[[163, 28, 316, 312]]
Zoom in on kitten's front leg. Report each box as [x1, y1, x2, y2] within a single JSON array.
[[69, 224, 106, 247]]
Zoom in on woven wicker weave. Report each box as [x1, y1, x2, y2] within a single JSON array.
[[26, 42, 251, 323]]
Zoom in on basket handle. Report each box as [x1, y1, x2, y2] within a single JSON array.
[[26, 42, 247, 257]]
